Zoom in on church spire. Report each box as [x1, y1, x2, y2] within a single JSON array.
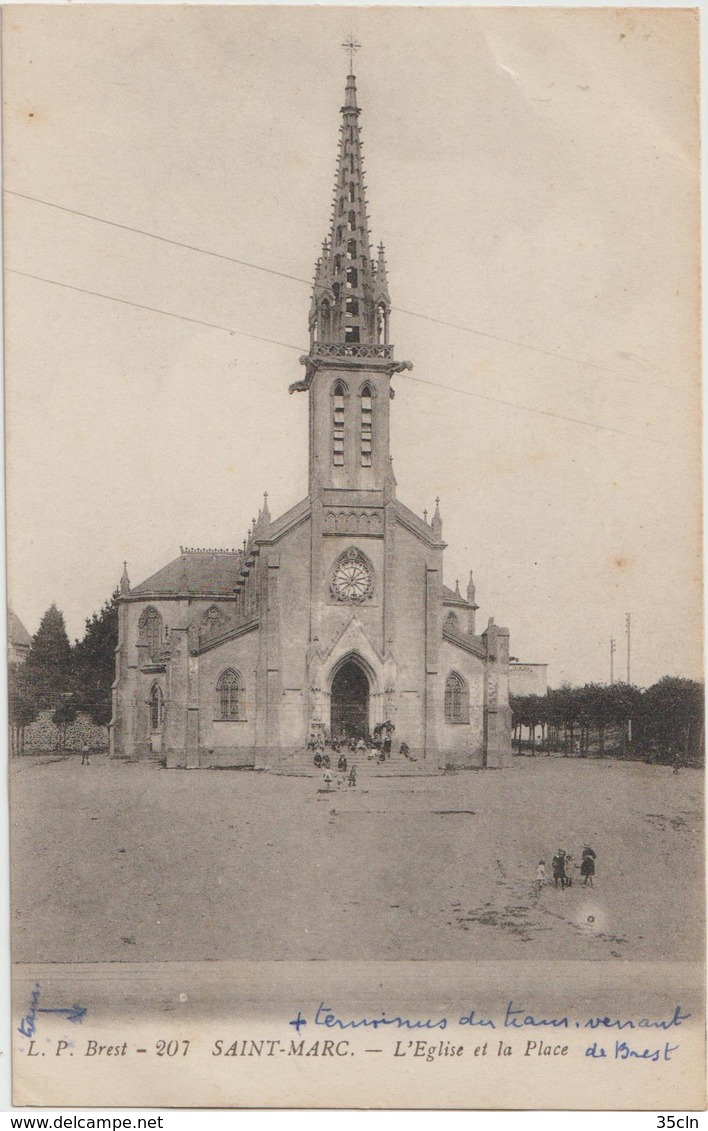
[[295, 59, 412, 497], [308, 69, 390, 350]]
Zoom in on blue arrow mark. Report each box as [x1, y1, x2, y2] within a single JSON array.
[[37, 1005, 87, 1023]]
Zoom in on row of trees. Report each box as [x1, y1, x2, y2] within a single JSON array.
[[510, 678, 704, 764], [9, 594, 118, 753]]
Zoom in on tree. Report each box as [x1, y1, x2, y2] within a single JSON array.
[[605, 682, 642, 754], [8, 663, 40, 754], [72, 589, 119, 743], [509, 695, 526, 752], [52, 697, 77, 750], [25, 604, 72, 709], [549, 684, 577, 755], [89, 700, 113, 746], [510, 694, 546, 755], [639, 677, 704, 764]]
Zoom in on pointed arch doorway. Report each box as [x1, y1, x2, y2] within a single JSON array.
[[330, 659, 370, 741]]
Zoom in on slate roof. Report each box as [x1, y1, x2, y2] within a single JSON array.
[[8, 609, 32, 646], [131, 551, 242, 597]]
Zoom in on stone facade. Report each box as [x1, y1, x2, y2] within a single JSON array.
[[509, 663, 549, 697], [110, 71, 513, 772], [21, 710, 109, 751]]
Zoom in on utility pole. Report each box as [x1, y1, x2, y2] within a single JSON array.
[[610, 637, 616, 684], [626, 613, 632, 745], [626, 612, 631, 684]]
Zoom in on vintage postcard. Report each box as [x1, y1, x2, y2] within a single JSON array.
[[3, 5, 704, 1110]]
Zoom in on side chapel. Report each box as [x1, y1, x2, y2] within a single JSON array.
[[110, 70, 513, 771]]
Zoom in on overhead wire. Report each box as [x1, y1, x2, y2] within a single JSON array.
[[6, 268, 304, 354], [7, 266, 687, 451], [4, 187, 678, 391]]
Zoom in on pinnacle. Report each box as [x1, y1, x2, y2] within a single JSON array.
[[309, 70, 392, 350]]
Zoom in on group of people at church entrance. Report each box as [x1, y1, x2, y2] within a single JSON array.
[[536, 845, 597, 890], [310, 723, 414, 769]]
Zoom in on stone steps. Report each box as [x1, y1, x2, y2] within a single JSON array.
[[273, 750, 441, 777]]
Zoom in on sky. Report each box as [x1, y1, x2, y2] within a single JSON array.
[[3, 5, 701, 689]]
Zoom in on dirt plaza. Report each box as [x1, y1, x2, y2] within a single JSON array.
[[11, 755, 703, 965]]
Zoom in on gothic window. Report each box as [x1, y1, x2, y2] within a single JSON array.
[[217, 668, 243, 720], [319, 300, 331, 340], [445, 672, 469, 724], [345, 325, 360, 344], [360, 384, 373, 467], [350, 153, 355, 173], [347, 239, 357, 260], [139, 606, 162, 659], [346, 267, 358, 289], [202, 606, 221, 634], [345, 297, 359, 315], [376, 303, 388, 345], [333, 381, 346, 467], [445, 611, 459, 632], [347, 210, 356, 232], [149, 682, 164, 731], [348, 182, 356, 203]]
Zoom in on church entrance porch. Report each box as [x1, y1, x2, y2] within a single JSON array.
[[330, 659, 370, 741]]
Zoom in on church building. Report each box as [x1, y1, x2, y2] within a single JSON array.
[[110, 70, 513, 771]]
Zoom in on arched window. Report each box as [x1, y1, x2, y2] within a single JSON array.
[[139, 606, 162, 659], [333, 381, 346, 467], [445, 672, 469, 724], [217, 668, 243, 720], [444, 611, 459, 632], [149, 682, 164, 731], [319, 299, 331, 340], [202, 606, 221, 634], [360, 384, 373, 467], [376, 302, 389, 345]]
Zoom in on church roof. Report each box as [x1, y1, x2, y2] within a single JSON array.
[[269, 497, 311, 541], [8, 608, 32, 646], [442, 584, 471, 608], [131, 551, 241, 597], [392, 499, 446, 548]]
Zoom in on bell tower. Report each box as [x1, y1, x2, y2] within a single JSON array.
[[291, 66, 411, 500]]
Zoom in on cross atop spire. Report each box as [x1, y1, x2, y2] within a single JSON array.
[[341, 35, 361, 73]]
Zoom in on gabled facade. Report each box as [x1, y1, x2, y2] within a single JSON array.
[[110, 70, 512, 771], [8, 608, 32, 665]]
